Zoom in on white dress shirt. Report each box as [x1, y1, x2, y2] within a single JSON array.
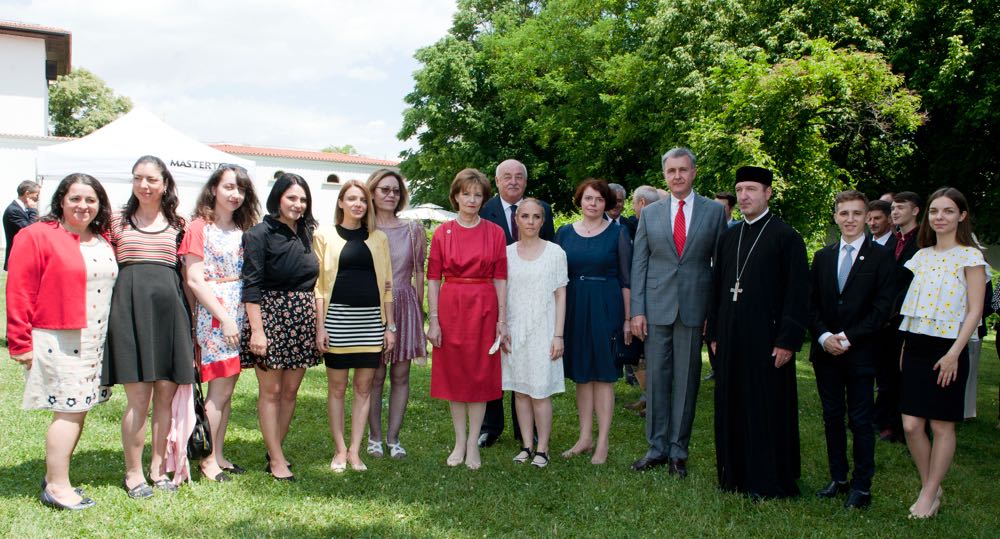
[[872, 231, 891, 245], [818, 235, 866, 350], [669, 190, 695, 235], [501, 197, 523, 236]]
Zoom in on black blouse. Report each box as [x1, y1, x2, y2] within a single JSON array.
[[241, 215, 319, 303]]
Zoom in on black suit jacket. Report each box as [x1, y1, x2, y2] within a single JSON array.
[[622, 215, 638, 240], [808, 238, 897, 374], [480, 195, 555, 245], [3, 200, 37, 271], [884, 230, 920, 313]]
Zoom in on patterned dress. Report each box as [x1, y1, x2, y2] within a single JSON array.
[[380, 219, 427, 364], [178, 218, 245, 381], [24, 238, 117, 411]]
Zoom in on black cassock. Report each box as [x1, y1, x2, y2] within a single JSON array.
[[706, 213, 809, 498]]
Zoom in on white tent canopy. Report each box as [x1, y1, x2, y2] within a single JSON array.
[[35, 108, 257, 218], [399, 202, 456, 222]]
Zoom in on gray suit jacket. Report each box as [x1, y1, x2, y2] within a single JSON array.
[[630, 193, 726, 327]]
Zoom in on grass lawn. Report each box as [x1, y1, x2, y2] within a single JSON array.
[[1, 276, 999, 538]]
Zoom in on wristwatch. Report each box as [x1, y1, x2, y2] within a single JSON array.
[[387, 323, 397, 333]]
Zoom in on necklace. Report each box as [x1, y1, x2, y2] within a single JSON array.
[[579, 219, 605, 236], [456, 215, 480, 228], [731, 215, 773, 302]]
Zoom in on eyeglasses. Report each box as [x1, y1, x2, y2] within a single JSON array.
[[376, 187, 401, 196]]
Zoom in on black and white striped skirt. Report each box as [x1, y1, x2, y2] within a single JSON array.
[[323, 303, 384, 369]]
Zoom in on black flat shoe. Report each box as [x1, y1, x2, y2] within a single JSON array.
[[265, 452, 292, 471], [122, 478, 153, 500], [40, 488, 96, 511], [221, 463, 246, 475], [816, 480, 850, 498], [202, 469, 232, 483], [269, 472, 296, 482], [152, 478, 179, 492], [844, 489, 872, 509]]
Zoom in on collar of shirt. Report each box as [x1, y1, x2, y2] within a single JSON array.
[[873, 231, 892, 245], [838, 235, 865, 263], [501, 197, 523, 215], [14, 198, 27, 211], [744, 207, 770, 225]]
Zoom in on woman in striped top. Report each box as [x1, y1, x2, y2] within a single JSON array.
[[314, 180, 395, 472], [102, 155, 194, 498]]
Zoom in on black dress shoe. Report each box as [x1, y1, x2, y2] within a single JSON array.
[[669, 458, 688, 478], [631, 455, 669, 471], [477, 433, 498, 448], [844, 489, 872, 509], [816, 480, 850, 498], [40, 488, 96, 511], [269, 472, 296, 482]]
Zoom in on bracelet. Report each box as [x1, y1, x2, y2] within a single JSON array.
[[429, 312, 438, 317], [497, 321, 507, 326], [553, 335, 563, 339]]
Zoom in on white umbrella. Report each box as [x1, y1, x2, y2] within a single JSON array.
[[399, 202, 457, 222]]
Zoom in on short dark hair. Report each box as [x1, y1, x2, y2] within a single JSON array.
[[266, 173, 317, 230], [40, 173, 112, 234], [448, 169, 492, 211], [868, 199, 891, 217], [17, 181, 40, 197], [193, 165, 260, 230], [366, 168, 409, 213], [834, 190, 869, 210], [892, 191, 921, 209], [573, 178, 613, 208], [714, 191, 736, 207]]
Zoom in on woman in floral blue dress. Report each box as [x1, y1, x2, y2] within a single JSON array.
[[179, 165, 260, 482]]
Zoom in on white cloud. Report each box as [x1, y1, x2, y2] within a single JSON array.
[[2, 0, 457, 157]]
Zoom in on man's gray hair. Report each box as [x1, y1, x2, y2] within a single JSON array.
[[495, 159, 528, 179], [632, 185, 660, 205], [608, 183, 626, 198], [17, 180, 40, 197], [661, 147, 697, 169]]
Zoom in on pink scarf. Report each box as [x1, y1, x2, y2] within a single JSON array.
[[166, 384, 195, 485]]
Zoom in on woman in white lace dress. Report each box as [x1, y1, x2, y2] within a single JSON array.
[[502, 198, 568, 468]]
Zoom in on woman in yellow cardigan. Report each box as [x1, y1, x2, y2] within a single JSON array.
[[314, 180, 395, 472]]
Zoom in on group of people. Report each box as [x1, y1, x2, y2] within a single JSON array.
[[4, 148, 994, 520]]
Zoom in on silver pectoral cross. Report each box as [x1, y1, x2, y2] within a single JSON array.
[[730, 280, 743, 302]]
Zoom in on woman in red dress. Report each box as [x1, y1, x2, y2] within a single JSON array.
[[426, 169, 508, 470]]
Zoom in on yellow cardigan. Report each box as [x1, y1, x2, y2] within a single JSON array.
[[313, 225, 394, 353]]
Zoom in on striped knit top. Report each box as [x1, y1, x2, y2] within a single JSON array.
[[109, 212, 184, 267]]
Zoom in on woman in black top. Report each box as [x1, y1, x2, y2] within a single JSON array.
[[241, 173, 321, 481]]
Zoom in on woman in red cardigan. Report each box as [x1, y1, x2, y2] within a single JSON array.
[[6, 173, 116, 511]]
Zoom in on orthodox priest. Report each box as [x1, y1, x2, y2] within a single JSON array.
[[707, 166, 809, 499]]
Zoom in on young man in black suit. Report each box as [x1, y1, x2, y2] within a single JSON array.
[[809, 190, 896, 509], [478, 159, 555, 447], [3, 180, 40, 271]]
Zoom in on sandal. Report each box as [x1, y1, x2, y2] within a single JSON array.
[[512, 447, 532, 464], [388, 442, 407, 459], [367, 438, 385, 458], [152, 478, 178, 492], [531, 452, 549, 468], [221, 463, 246, 475]]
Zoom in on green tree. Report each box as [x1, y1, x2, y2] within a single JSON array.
[[48, 68, 132, 137], [322, 144, 360, 155]]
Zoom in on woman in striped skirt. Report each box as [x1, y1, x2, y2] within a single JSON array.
[[314, 180, 395, 472]]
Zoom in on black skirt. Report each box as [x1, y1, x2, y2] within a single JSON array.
[[102, 263, 195, 385], [899, 332, 969, 422], [241, 290, 322, 370]]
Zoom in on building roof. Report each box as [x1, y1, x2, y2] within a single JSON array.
[[0, 20, 72, 79], [209, 143, 401, 167]]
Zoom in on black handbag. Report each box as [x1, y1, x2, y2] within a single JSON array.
[[611, 329, 642, 367], [187, 369, 213, 460]]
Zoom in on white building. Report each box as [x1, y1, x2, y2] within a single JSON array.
[[210, 144, 401, 225]]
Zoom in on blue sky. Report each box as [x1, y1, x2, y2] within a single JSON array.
[[2, 0, 457, 160]]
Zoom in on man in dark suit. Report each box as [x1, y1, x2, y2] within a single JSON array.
[[809, 190, 896, 509], [478, 158, 555, 447], [3, 180, 40, 271], [606, 183, 627, 227], [873, 191, 922, 442]]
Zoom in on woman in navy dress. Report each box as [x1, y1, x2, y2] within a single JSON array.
[[555, 178, 632, 465]]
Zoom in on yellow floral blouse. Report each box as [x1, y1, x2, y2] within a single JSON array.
[[898, 245, 987, 338]]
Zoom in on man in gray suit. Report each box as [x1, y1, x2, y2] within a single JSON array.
[[629, 147, 726, 477]]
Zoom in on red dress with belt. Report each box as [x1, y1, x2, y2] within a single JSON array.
[[428, 219, 507, 402]]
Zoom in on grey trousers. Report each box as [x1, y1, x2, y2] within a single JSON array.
[[643, 323, 703, 459]]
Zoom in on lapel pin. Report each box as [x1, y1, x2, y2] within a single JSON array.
[[859, 256, 864, 261]]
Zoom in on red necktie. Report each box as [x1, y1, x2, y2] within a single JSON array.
[[894, 230, 905, 260], [674, 200, 686, 257]]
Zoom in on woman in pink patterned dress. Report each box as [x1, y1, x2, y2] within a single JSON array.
[[364, 169, 427, 459], [179, 165, 260, 482]]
